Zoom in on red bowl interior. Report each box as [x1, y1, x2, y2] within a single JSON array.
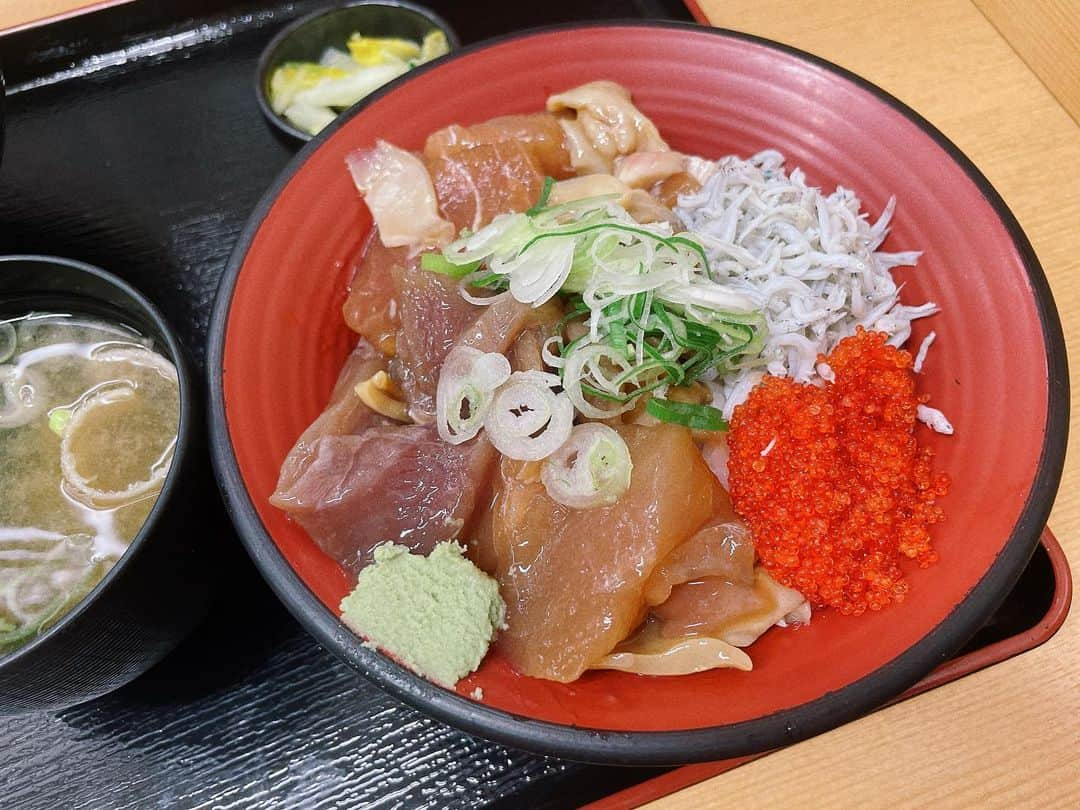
[[220, 26, 1049, 733]]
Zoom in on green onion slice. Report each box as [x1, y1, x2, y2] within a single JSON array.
[[645, 398, 728, 431], [540, 423, 632, 509], [420, 252, 481, 277], [525, 176, 556, 216]]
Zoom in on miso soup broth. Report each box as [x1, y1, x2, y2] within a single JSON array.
[[0, 313, 180, 654]]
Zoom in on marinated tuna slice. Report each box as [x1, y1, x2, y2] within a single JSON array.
[[273, 339, 393, 495], [653, 568, 808, 647], [458, 297, 562, 355], [392, 271, 562, 423], [346, 123, 556, 353], [424, 113, 574, 180], [643, 491, 755, 606], [342, 230, 409, 354], [474, 424, 715, 682], [272, 422, 497, 576], [506, 321, 559, 373], [389, 261, 480, 422], [427, 141, 544, 232]]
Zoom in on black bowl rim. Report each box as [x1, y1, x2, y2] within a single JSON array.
[[0, 254, 196, 671], [209, 21, 1070, 765], [254, 0, 462, 142]]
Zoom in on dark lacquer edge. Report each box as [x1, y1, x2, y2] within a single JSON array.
[[586, 526, 1074, 807], [207, 20, 1070, 765]]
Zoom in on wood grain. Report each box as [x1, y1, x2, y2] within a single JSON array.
[[656, 1, 1080, 806], [974, 0, 1080, 123], [0, 0, 130, 34]]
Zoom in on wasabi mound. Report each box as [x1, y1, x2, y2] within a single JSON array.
[[340, 541, 505, 688]]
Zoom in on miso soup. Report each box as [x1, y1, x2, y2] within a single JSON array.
[[0, 313, 180, 655]]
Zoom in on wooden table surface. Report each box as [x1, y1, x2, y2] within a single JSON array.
[[2, 0, 1077, 807]]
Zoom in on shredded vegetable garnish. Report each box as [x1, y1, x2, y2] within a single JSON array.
[[525, 176, 556, 216], [645, 398, 728, 431], [484, 371, 574, 461], [540, 423, 632, 508], [675, 150, 937, 418], [727, 329, 950, 615], [428, 195, 765, 419], [435, 347, 511, 444], [420, 252, 480, 278]]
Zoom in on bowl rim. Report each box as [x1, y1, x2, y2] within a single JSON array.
[[0, 254, 196, 672], [209, 21, 1070, 764], [254, 0, 462, 142]]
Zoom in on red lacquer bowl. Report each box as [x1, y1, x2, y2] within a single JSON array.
[[208, 23, 1068, 764]]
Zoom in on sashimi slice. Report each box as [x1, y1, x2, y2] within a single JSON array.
[[473, 424, 715, 682], [272, 424, 496, 576], [424, 113, 574, 180], [342, 229, 409, 354], [427, 141, 545, 232], [653, 568, 808, 647]]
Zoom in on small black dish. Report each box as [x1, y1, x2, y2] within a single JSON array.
[[0, 255, 212, 714], [256, 0, 459, 142]]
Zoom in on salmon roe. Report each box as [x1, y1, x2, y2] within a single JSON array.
[[727, 328, 950, 615]]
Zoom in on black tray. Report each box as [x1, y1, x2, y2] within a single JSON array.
[[0, 2, 1065, 807]]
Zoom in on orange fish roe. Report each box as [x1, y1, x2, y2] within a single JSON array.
[[727, 328, 950, 615]]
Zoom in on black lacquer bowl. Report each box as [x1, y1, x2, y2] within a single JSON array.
[[0, 255, 211, 714], [255, 0, 460, 141]]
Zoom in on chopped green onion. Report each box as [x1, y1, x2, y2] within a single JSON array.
[[668, 235, 714, 280], [48, 408, 72, 436], [645, 398, 728, 431], [557, 297, 590, 330], [436, 347, 511, 444], [519, 221, 706, 273], [608, 320, 629, 357], [428, 193, 766, 420], [580, 382, 631, 403], [541, 423, 632, 509], [682, 321, 723, 350], [640, 343, 684, 385], [468, 272, 508, 289], [420, 252, 481, 277], [525, 176, 556, 216]]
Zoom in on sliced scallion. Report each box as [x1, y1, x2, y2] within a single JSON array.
[[525, 176, 556, 216], [645, 398, 728, 431], [420, 253, 481, 277]]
